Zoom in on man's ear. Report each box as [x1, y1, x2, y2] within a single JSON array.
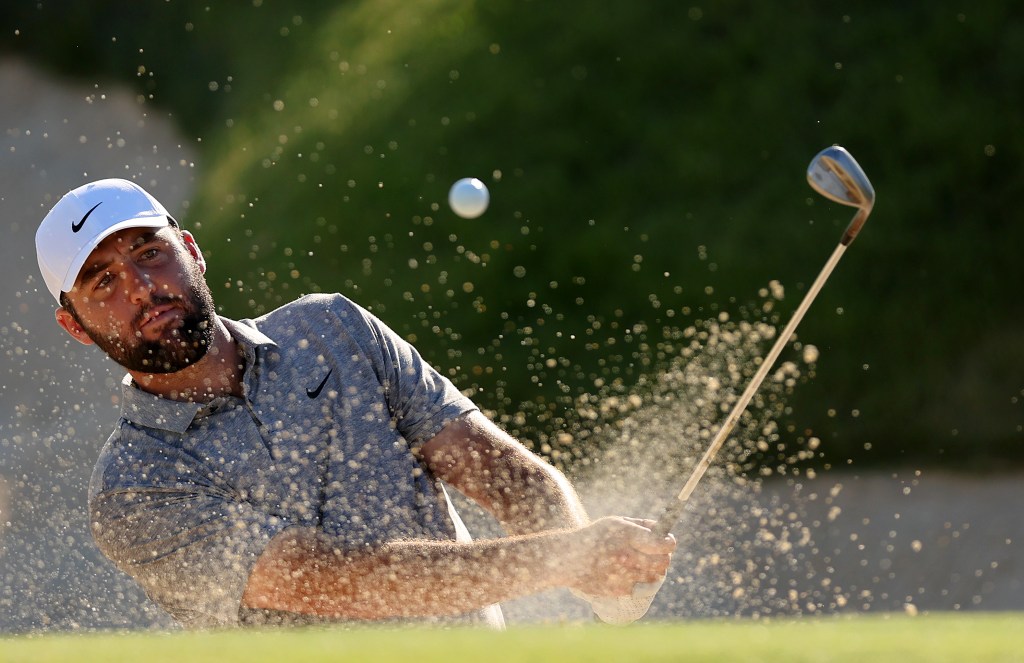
[[181, 230, 207, 274], [55, 307, 95, 346]]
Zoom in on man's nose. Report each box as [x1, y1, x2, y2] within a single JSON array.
[[124, 264, 156, 303]]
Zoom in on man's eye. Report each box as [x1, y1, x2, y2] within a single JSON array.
[[96, 273, 114, 289], [140, 247, 160, 260]]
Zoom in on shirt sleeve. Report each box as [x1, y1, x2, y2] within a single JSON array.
[[331, 295, 478, 446], [89, 439, 289, 628]]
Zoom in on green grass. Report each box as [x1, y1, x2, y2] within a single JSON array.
[[3, 614, 1022, 663]]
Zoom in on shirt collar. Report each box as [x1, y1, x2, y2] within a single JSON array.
[[118, 315, 277, 433]]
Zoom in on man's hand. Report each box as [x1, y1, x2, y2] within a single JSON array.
[[567, 517, 675, 625], [567, 517, 675, 597]]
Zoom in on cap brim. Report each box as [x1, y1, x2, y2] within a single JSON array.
[[59, 214, 171, 296]]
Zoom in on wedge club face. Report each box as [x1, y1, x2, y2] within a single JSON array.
[[807, 146, 875, 210], [807, 145, 876, 245]]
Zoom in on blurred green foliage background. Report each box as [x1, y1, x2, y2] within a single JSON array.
[[4, 0, 1022, 469]]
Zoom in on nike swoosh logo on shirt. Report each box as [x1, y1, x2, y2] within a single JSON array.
[[72, 202, 103, 233], [306, 369, 333, 398]]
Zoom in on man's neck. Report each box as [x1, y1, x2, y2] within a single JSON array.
[[127, 318, 245, 402]]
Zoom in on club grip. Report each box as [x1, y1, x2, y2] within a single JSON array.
[[651, 498, 688, 539]]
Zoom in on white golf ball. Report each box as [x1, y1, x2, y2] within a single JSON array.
[[448, 177, 489, 218]]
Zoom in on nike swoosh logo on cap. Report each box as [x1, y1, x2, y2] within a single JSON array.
[[306, 369, 333, 399], [72, 202, 103, 233]]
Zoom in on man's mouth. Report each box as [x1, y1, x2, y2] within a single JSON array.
[[138, 303, 183, 334]]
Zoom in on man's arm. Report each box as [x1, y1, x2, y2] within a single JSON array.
[[415, 410, 674, 625], [417, 410, 588, 535], [241, 410, 674, 620], [240, 516, 673, 620]]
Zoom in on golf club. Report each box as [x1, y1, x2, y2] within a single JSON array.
[[650, 145, 875, 539]]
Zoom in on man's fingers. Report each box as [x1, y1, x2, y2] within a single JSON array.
[[611, 550, 672, 572], [626, 527, 677, 555], [611, 517, 676, 545], [639, 566, 670, 584], [571, 516, 676, 598]]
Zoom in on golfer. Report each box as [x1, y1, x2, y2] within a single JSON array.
[[35, 178, 675, 628]]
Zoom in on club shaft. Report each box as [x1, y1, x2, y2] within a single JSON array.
[[652, 242, 849, 538]]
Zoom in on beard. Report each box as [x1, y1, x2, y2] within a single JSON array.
[[79, 269, 218, 374]]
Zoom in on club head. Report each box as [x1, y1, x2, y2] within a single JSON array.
[[807, 146, 876, 245]]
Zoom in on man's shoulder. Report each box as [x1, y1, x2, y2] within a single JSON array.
[[248, 293, 381, 342], [259, 293, 355, 318], [251, 293, 358, 327]]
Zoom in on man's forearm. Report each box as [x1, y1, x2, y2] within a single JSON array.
[[420, 411, 589, 535], [242, 525, 577, 620], [497, 458, 588, 535]]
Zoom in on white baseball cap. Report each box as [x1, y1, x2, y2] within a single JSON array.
[[35, 178, 174, 301]]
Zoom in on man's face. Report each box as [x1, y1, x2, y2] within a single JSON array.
[[60, 226, 217, 373]]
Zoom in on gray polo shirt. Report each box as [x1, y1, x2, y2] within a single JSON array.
[[88, 293, 504, 628]]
